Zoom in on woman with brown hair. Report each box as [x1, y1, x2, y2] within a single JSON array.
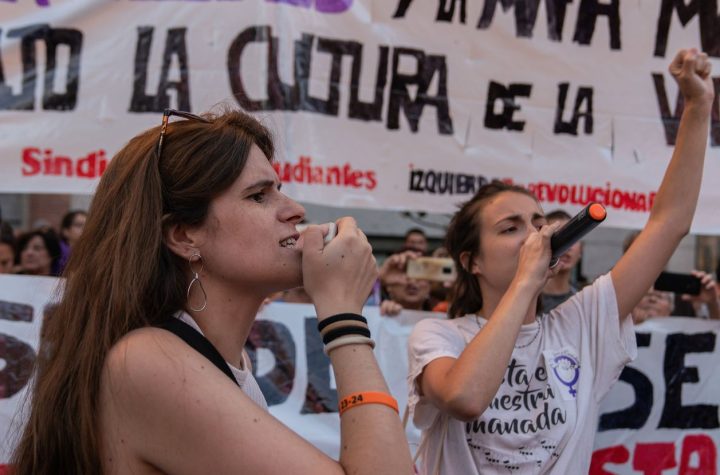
[[406, 49, 714, 474], [12, 109, 413, 475]]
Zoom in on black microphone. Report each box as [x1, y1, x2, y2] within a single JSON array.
[[549, 203, 607, 267]]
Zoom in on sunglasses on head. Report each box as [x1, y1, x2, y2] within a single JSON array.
[[155, 108, 212, 160]]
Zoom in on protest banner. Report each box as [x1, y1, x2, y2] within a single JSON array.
[[1, 1, 719, 231]]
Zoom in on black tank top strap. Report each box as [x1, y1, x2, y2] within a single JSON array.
[[156, 318, 239, 387]]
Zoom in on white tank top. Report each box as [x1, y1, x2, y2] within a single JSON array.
[[176, 311, 269, 411]]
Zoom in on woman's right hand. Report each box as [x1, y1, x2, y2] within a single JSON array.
[[301, 217, 378, 320], [514, 222, 561, 293]]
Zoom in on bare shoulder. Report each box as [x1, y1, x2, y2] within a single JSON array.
[[101, 325, 251, 426], [103, 327, 209, 398], [100, 327, 339, 475], [100, 327, 237, 467]]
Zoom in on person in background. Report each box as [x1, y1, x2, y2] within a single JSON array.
[[429, 246, 453, 313], [630, 288, 674, 324], [673, 270, 720, 319], [624, 232, 720, 322], [0, 220, 16, 274], [380, 255, 433, 317], [58, 210, 87, 274], [378, 249, 433, 316], [15, 228, 62, 277], [540, 210, 582, 312], [404, 228, 429, 254], [0, 220, 13, 242]]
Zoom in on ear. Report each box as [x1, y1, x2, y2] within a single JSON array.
[[164, 221, 206, 260], [459, 251, 483, 276]]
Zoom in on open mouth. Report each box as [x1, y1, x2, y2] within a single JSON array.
[[280, 236, 299, 248]]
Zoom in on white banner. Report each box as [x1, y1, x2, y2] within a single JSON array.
[[1, 1, 719, 231], [591, 317, 720, 474], [2, 275, 720, 474]]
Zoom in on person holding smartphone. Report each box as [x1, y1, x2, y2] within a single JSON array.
[[379, 250, 434, 316], [406, 49, 714, 474], [625, 233, 720, 321], [661, 270, 719, 319]]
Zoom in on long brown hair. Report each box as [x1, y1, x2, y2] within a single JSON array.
[[11, 109, 274, 474], [445, 181, 538, 319]]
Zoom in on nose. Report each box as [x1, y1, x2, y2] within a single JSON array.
[[281, 195, 305, 225], [519, 226, 534, 245]]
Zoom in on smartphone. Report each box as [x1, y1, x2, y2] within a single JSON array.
[[406, 257, 456, 283], [653, 271, 701, 295]]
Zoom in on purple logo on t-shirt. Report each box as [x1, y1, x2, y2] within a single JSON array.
[[551, 354, 580, 399]]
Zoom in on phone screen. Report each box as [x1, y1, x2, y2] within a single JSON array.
[[653, 272, 701, 296], [406, 257, 456, 283]]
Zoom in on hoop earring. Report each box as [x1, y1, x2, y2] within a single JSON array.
[[187, 252, 207, 312]]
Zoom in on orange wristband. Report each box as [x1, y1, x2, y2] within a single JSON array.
[[338, 391, 399, 416]]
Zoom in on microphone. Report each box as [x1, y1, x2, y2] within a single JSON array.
[[296, 222, 337, 245], [549, 203, 606, 267]]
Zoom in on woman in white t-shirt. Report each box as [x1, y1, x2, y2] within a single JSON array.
[[407, 49, 714, 475]]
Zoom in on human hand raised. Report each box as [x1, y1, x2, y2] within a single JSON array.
[[300, 217, 378, 320], [679, 270, 720, 319], [669, 48, 714, 109], [379, 249, 422, 286], [379, 299, 403, 317]]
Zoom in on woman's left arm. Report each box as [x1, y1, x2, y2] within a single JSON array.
[[612, 49, 715, 319]]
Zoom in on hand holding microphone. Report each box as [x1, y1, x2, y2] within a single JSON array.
[[549, 203, 606, 267], [297, 222, 337, 245], [302, 218, 376, 318]]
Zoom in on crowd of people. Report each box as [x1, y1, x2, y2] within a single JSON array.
[[375, 225, 720, 324], [4, 48, 718, 475], [0, 210, 86, 277], [7, 202, 718, 325]]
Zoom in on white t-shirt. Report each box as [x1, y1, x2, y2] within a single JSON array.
[[177, 312, 269, 411], [407, 273, 636, 475]]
